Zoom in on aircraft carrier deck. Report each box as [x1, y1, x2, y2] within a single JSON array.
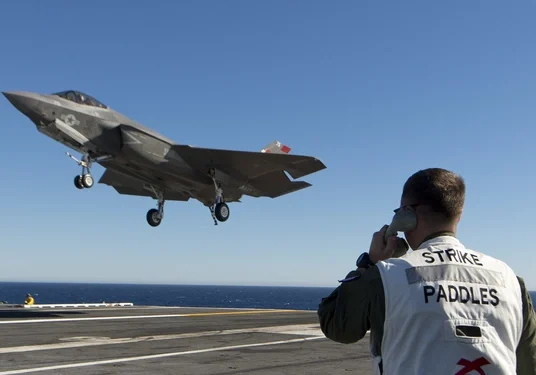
[[0, 305, 372, 374]]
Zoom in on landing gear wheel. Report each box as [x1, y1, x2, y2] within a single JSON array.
[[74, 175, 84, 189], [67, 152, 95, 190], [81, 174, 94, 188], [215, 202, 230, 222], [146, 208, 162, 227]]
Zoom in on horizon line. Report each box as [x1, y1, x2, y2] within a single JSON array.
[[1, 280, 534, 293], [0, 280, 335, 288]]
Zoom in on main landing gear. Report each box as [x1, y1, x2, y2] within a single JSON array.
[[143, 170, 231, 228], [208, 168, 230, 226], [146, 187, 165, 227], [209, 202, 230, 225], [67, 152, 94, 189]]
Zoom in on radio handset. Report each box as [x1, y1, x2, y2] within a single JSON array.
[[384, 209, 417, 258]]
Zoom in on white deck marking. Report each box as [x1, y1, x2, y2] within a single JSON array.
[[0, 324, 324, 354], [0, 309, 299, 325], [0, 336, 325, 374]]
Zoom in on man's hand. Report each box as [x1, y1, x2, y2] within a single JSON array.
[[369, 225, 398, 263]]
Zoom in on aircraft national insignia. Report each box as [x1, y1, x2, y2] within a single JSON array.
[[61, 114, 80, 127]]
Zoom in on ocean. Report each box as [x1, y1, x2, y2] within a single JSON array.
[[0, 282, 534, 311], [0, 282, 332, 310]]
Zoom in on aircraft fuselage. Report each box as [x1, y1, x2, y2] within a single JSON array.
[[3, 88, 326, 227], [3, 90, 213, 192]]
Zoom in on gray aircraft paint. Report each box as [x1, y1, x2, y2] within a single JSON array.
[[3, 90, 326, 226]]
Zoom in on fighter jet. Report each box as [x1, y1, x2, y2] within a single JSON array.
[[3, 90, 326, 227]]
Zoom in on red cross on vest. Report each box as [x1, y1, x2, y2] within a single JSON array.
[[455, 357, 491, 375]]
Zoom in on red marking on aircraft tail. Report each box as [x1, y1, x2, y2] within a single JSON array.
[[281, 145, 291, 153]]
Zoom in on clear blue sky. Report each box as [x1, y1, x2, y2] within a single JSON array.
[[0, 1, 535, 289]]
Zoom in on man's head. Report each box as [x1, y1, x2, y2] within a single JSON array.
[[399, 168, 465, 249]]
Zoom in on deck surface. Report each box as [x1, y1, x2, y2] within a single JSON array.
[[0, 306, 372, 374]]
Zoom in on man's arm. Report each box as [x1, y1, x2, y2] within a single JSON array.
[[317, 266, 385, 345], [516, 276, 536, 375]]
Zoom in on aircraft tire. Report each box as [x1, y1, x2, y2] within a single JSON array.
[[74, 175, 84, 189], [215, 202, 230, 222], [81, 174, 94, 188], [146, 208, 162, 227]]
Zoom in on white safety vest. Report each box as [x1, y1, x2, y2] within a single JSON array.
[[373, 235, 523, 375]]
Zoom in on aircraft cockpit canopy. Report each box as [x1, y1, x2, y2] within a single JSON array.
[[52, 90, 108, 109]]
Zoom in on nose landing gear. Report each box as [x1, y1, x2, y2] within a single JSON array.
[[68, 152, 94, 189], [74, 174, 94, 189]]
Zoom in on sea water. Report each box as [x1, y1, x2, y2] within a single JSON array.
[[0, 282, 534, 312]]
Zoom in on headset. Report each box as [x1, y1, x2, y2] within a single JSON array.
[[384, 207, 417, 257]]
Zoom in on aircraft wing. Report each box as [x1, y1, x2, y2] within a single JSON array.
[[99, 169, 191, 201], [172, 144, 326, 181]]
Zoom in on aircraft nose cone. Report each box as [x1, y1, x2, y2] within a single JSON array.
[[2, 91, 18, 104], [2, 91, 37, 116]]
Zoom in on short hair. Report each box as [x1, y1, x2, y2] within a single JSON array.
[[402, 168, 465, 221]]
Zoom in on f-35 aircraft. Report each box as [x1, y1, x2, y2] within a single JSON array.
[[3, 90, 326, 227]]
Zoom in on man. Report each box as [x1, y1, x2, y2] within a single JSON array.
[[24, 293, 34, 305], [318, 168, 536, 374]]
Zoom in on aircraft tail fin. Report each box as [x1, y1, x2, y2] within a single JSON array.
[[260, 140, 291, 154]]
